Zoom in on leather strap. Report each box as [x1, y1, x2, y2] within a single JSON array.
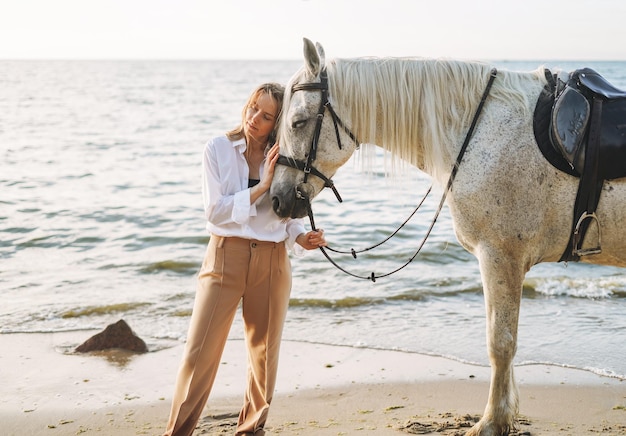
[[561, 97, 604, 261]]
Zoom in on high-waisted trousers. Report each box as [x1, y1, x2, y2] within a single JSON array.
[[163, 234, 292, 436]]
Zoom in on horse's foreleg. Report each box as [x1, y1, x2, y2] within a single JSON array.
[[467, 249, 525, 436]]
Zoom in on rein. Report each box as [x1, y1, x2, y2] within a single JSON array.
[[283, 67, 498, 282]]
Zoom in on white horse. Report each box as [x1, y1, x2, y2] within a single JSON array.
[[270, 38, 626, 435]]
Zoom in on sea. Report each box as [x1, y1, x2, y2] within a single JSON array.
[[2, 58, 625, 380]]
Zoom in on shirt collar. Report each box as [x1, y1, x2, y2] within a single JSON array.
[[233, 138, 246, 152]]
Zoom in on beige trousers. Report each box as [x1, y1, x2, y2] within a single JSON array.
[[164, 235, 292, 436]]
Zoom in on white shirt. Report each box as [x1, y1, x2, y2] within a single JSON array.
[[202, 135, 306, 250]]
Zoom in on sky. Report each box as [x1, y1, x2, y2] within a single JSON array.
[[1, 0, 625, 61]]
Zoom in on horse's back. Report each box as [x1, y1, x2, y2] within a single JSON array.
[[447, 81, 626, 268]]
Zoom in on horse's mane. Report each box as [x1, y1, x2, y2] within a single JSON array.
[[325, 57, 545, 184]]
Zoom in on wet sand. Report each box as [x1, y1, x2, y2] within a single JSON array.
[[1, 331, 625, 435]]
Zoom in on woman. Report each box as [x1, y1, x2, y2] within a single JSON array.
[[163, 82, 326, 436]]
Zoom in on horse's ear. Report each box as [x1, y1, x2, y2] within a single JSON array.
[[303, 37, 321, 77], [315, 42, 326, 66]]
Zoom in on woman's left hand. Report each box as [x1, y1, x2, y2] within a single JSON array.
[[296, 229, 327, 250], [259, 143, 280, 191], [250, 143, 280, 205]]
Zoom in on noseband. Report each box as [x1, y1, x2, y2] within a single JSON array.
[[276, 67, 360, 203]]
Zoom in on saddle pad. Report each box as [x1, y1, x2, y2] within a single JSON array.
[[533, 85, 580, 177], [551, 86, 589, 171]]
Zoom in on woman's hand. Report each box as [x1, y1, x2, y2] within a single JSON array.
[[296, 229, 327, 250], [250, 143, 280, 204], [259, 143, 280, 191]]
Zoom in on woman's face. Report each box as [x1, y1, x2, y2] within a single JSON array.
[[244, 92, 279, 144]]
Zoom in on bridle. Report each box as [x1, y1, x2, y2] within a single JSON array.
[[276, 67, 359, 204], [277, 65, 498, 282]]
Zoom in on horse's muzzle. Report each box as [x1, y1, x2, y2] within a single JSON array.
[[271, 183, 313, 219]]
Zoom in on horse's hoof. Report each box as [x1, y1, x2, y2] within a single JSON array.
[[465, 419, 512, 436]]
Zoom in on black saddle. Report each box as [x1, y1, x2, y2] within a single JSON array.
[[533, 68, 626, 262]]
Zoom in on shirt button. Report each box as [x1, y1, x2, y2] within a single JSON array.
[[251, 242, 257, 248]]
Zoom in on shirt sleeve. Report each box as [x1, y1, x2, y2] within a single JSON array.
[[202, 138, 256, 226], [285, 217, 307, 256]]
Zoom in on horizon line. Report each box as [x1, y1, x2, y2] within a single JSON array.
[[2, 57, 626, 63]]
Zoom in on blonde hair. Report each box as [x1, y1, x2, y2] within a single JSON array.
[[226, 82, 285, 146]]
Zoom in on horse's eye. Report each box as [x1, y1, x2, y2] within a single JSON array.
[[292, 119, 307, 129]]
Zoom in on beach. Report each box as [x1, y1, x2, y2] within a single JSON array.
[[3, 59, 626, 436], [1, 331, 625, 436]]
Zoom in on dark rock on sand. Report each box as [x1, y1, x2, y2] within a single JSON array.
[[75, 319, 148, 353]]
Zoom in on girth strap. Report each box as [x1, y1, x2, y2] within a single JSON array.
[[561, 96, 604, 261]]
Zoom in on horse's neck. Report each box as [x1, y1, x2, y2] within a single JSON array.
[[330, 59, 468, 177], [330, 59, 539, 183]]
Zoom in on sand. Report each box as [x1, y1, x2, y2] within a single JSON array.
[[1, 330, 625, 435]]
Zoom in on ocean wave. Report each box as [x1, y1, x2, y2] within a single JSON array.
[[526, 277, 624, 299], [3, 226, 38, 234], [289, 296, 387, 309], [60, 302, 151, 318], [121, 235, 209, 251], [14, 234, 59, 249], [138, 260, 199, 275], [288, 287, 483, 309], [516, 360, 626, 381]]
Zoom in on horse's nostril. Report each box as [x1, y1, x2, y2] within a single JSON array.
[[272, 196, 280, 213]]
